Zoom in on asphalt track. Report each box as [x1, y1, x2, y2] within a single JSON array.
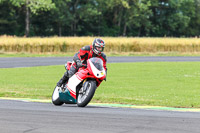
[[0, 99, 200, 133], [1, 56, 200, 133], [1, 56, 200, 68]]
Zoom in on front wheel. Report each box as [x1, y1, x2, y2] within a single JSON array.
[[77, 80, 97, 107], [52, 86, 64, 106]]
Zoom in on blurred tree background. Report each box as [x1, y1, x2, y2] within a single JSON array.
[[0, 0, 200, 37]]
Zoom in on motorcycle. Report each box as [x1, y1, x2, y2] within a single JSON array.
[[52, 57, 106, 107]]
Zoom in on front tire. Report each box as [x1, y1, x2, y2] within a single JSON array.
[[77, 80, 97, 107], [52, 86, 64, 106]]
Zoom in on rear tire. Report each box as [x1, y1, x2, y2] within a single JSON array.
[[77, 80, 97, 107], [52, 86, 64, 106]]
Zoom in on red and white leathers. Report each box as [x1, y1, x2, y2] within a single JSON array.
[[68, 45, 107, 78]]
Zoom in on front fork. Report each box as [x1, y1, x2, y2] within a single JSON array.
[[78, 79, 87, 94]]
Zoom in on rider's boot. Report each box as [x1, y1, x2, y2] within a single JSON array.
[[57, 71, 69, 87]]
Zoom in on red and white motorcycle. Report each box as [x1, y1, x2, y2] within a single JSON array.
[[52, 57, 106, 107]]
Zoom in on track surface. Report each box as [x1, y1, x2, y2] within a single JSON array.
[[1, 56, 200, 133], [0, 99, 200, 133], [1, 56, 200, 68]]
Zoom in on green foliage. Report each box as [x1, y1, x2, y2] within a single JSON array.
[[0, 1, 20, 35], [0, 0, 200, 36], [28, 0, 55, 14], [1, 0, 55, 14]]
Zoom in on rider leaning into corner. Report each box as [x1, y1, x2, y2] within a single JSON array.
[[57, 38, 107, 88]]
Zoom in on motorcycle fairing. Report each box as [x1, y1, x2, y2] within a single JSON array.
[[87, 59, 106, 80], [59, 73, 83, 103], [66, 72, 84, 99], [59, 69, 88, 103], [57, 57, 106, 105], [59, 89, 76, 104]]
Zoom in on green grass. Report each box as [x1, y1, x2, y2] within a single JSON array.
[[0, 62, 200, 108]]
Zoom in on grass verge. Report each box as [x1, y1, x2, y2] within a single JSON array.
[[0, 62, 200, 108]]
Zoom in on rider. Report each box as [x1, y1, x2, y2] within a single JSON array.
[[57, 38, 107, 87]]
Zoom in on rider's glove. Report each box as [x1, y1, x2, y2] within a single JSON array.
[[76, 60, 83, 68]]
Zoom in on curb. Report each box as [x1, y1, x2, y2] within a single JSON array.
[[90, 103, 200, 112], [1, 97, 200, 112]]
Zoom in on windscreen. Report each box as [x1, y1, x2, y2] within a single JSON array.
[[89, 57, 104, 71]]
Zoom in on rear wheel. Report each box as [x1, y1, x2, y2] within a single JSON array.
[[52, 86, 64, 106], [77, 80, 97, 107]]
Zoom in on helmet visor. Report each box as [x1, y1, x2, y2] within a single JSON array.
[[96, 46, 103, 52]]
